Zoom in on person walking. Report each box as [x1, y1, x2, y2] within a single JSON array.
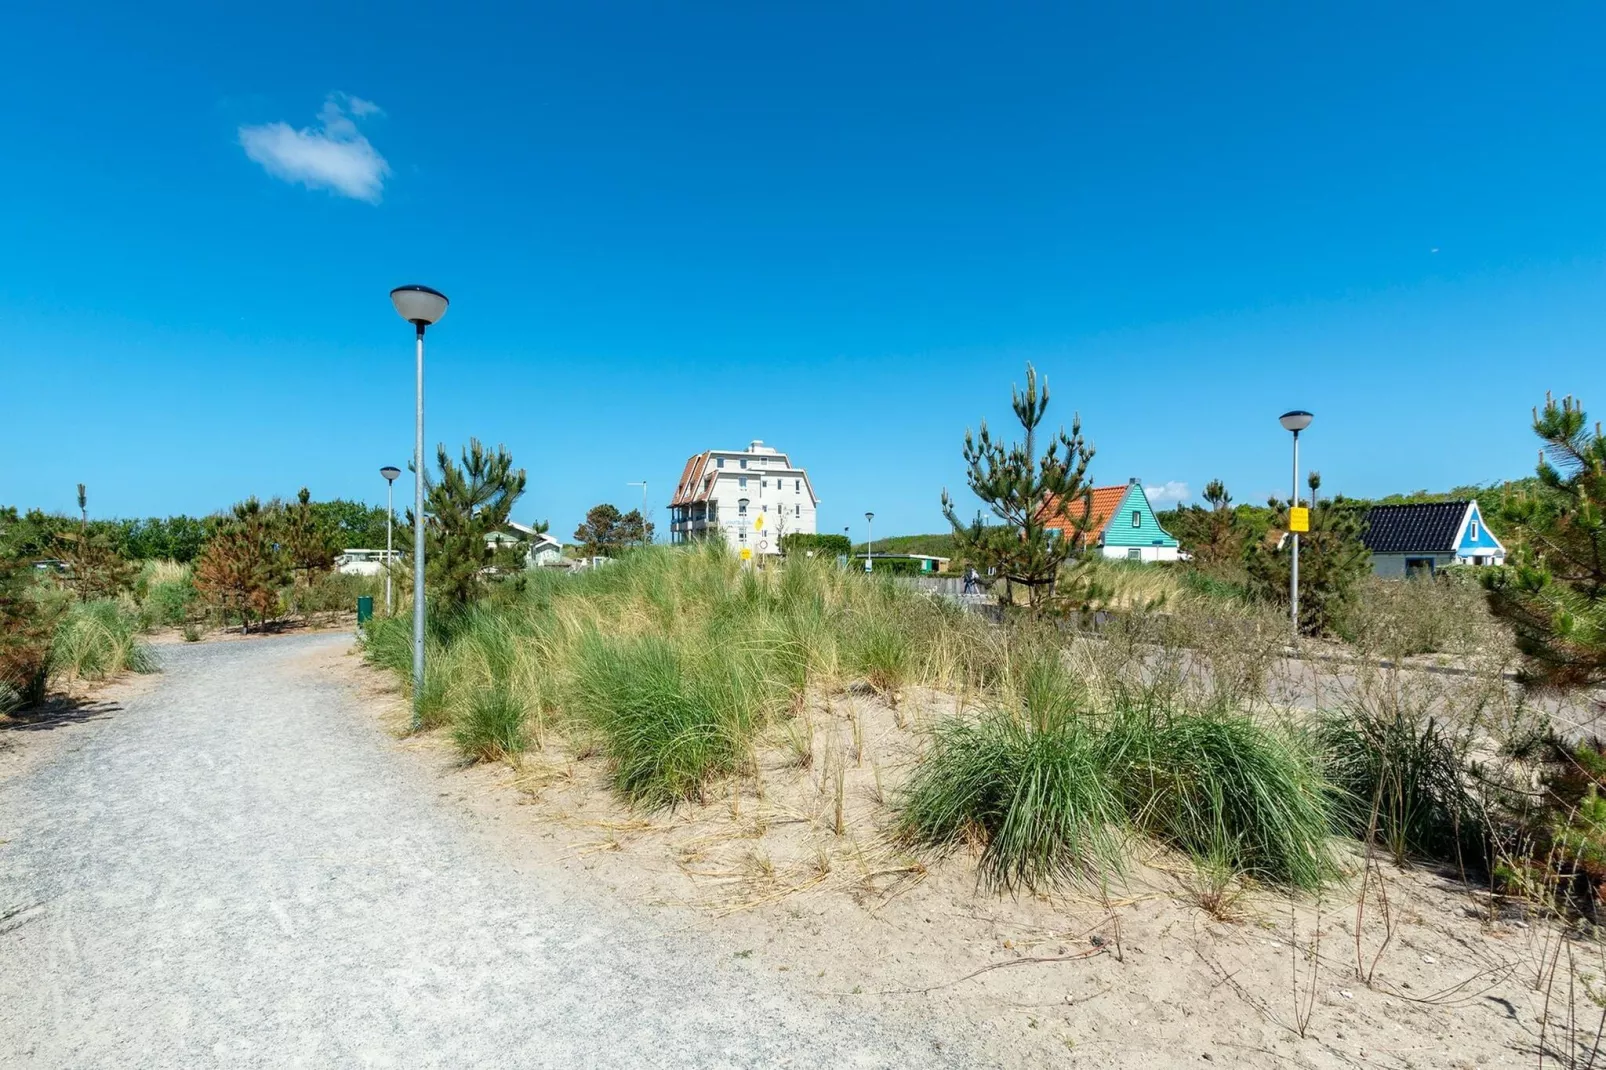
[[962, 565, 979, 594]]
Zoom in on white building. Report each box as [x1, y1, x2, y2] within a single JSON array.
[[669, 440, 819, 557]]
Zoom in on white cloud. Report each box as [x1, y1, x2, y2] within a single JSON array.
[[1143, 481, 1191, 506], [239, 93, 390, 203]]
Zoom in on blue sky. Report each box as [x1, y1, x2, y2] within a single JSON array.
[[3, 3, 1603, 539]]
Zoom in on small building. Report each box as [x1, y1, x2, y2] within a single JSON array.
[[335, 549, 400, 576], [485, 523, 565, 569], [1041, 478, 1181, 562], [853, 553, 950, 574], [1361, 501, 1506, 578]]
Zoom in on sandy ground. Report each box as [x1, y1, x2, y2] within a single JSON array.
[[320, 644, 1606, 1069], [0, 633, 985, 1068]]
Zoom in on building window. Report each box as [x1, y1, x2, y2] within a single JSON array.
[[795, 479, 800, 493], [1127, 548, 1141, 561], [739, 476, 747, 489], [761, 480, 766, 490], [716, 458, 724, 469], [1470, 519, 1479, 540], [1131, 510, 1141, 528], [794, 504, 800, 517], [740, 459, 747, 469]]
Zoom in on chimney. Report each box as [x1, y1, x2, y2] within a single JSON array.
[[1129, 477, 1139, 485]]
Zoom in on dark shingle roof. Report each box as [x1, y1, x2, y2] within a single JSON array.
[[1361, 502, 1469, 554]]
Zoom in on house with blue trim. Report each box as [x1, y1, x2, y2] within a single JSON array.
[[1042, 478, 1182, 562], [1360, 501, 1505, 578]]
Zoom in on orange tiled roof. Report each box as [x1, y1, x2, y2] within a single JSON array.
[[1040, 484, 1129, 543]]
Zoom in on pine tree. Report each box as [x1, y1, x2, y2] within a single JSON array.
[[284, 487, 336, 587], [1484, 393, 1606, 688], [1246, 471, 1369, 636], [413, 439, 527, 608], [194, 499, 290, 632], [940, 364, 1095, 608], [1170, 479, 1245, 575], [55, 483, 134, 601], [574, 503, 627, 557]]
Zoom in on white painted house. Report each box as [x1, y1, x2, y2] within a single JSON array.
[[668, 441, 819, 557]]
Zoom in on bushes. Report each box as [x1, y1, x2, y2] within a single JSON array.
[[1110, 708, 1337, 890], [50, 600, 156, 683], [898, 696, 1338, 893], [569, 633, 771, 808], [900, 714, 1125, 891]]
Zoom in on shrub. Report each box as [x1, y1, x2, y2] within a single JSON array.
[[51, 599, 156, 683], [0, 566, 57, 713], [1109, 707, 1338, 891], [898, 713, 1125, 892], [1318, 710, 1488, 870], [453, 685, 529, 763], [568, 632, 769, 809]]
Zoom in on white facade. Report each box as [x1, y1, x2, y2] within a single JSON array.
[[1099, 544, 1181, 563], [669, 440, 819, 557]]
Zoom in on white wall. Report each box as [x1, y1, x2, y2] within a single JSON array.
[[1099, 545, 1180, 563]]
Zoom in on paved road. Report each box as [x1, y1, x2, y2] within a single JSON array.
[[0, 634, 977, 1069]]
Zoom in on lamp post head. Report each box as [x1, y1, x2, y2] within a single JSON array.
[[390, 284, 449, 327], [865, 511, 874, 523], [1279, 410, 1314, 433], [380, 466, 402, 483]]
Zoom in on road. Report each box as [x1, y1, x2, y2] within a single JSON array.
[[0, 634, 977, 1069]]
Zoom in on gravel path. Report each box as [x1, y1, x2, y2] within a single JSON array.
[[0, 634, 980, 1069]]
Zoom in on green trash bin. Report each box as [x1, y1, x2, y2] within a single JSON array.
[[356, 595, 374, 627]]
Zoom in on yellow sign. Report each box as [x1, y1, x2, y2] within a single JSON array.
[[1288, 507, 1310, 533], [739, 548, 753, 561], [753, 514, 764, 531]]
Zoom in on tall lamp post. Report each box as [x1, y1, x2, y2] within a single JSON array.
[[627, 481, 648, 545], [390, 285, 449, 731], [379, 466, 401, 613], [864, 511, 875, 573], [1279, 410, 1313, 638]]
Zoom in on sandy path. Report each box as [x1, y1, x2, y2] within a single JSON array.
[[0, 633, 979, 1069]]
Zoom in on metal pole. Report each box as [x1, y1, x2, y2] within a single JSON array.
[[411, 325, 426, 730], [867, 516, 874, 573], [1290, 429, 1300, 638], [385, 478, 394, 614]]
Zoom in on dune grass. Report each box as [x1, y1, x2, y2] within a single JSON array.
[[897, 650, 1338, 894], [51, 599, 157, 683], [363, 544, 1349, 894]]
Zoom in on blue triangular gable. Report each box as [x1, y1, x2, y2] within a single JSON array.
[[1099, 483, 1181, 549]]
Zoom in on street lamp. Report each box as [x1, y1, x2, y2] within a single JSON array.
[[626, 481, 648, 545], [1279, 410, 1313, 638], [379, 466, 401, 613], [864, 511, 875, 573], [390, 284, 449, 730]]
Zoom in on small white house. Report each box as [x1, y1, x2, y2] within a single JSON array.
[[335, 549, 400, 576], [485, 522, 564, 569]]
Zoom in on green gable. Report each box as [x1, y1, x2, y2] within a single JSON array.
[[1099, 483, 1181, 549]]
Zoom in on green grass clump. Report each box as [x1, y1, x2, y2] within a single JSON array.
[[899, 714, 1125, 892], [362, 614, 416, 676], [569, 632, 770, 809], [453, 685, 529, 763], [1109, 707, 1338, 891], [1319, 710, 1488, 869], [51, 599, 157, 682]]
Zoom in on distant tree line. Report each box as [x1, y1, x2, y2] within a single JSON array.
[[0, 499, 395, 564]]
